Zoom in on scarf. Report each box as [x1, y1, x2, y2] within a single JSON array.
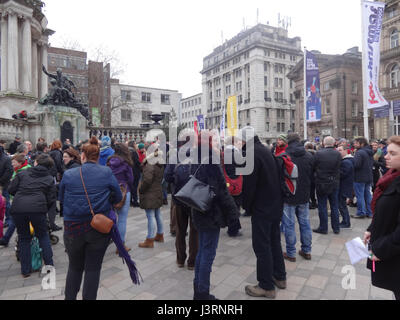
[[14, 160, 28, 173], [275, 145, 288, 156], [109, 210, 143, 285], [371, 169, 400, 215]]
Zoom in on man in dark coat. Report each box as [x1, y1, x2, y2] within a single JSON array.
[[8, 136, 21, 155], [238, 127, 286, 300], [0, 142, 13, 231], [352, 137, 374, 219], [338, 145, 355, 229], [313, 136, 342, 235], [281, 133, 314, 262], [128, 141, 141, 207]]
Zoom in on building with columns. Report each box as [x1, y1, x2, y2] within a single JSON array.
[[0, 0, 53, 119], [201, 24, 302, 144]]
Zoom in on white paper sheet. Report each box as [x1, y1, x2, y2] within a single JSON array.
[[345, 237, 370, 265]]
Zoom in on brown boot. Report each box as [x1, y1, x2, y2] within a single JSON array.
[[154, 234, 164, 243], [138, 238, 155, 248]]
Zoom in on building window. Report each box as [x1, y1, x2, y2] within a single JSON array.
[[324, 82, 330, 92], [216, 89, 221, 98], [161, 94, 170, 105], [141, 92, 151, 103], [391, 64, 400, 88], [264, 91, 269, 101], [235, 82, 242, 91], [391, 29, 399, 49], [388, 7, 397, 19], [264, 76, 268, 86], [226, 85, 231, 95], [121, 109, 132, 121], [266, 122, 270, 132], [264, 62, 268, 72], [281, 122, 285, 132], [238, 95, 243, 105], [352, 82, 358, 94], [142, 111, 152, 121], [352, 125, 359, 138], [121, 90, 131, 101], [325, 98, 331, 114], [277, 122, 281, 132], [352, 101, 359, 117]]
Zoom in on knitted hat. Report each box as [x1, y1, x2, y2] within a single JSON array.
[[278, 134, 288, 143], [101, 136, 111, 148], [138, 143, 145, 150]]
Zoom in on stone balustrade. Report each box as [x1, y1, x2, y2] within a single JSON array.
[[0, 117, 25, 141]]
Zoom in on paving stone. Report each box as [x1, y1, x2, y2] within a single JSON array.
[[305, 274, 328, 290], [300, 286, 323, 299]]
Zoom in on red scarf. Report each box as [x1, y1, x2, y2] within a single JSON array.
[[371, 169, 400, 215], [14, 160, 28, 173]]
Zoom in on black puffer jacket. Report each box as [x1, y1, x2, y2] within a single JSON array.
[[50, 149, 64, 179], [190, 146, 239, 230], [0, 147, 13, 189], [242, 137, 283, 221], [285, 141, 314, 205], [8, 165, 56, 215], [354, 146, 374, 184], [314, 147, 342, 194]]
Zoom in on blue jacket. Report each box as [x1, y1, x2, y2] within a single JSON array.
[[99, 147, 115, 166], [354, 146, 374, 183], [59, 162, 123, 223], [339, 155, 355, 198]]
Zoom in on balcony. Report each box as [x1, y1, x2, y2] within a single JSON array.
[[381, 86, 400, 99], [381, 45, 400, 61]]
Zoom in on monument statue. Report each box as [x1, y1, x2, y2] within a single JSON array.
[[39, 65, 93, 126]]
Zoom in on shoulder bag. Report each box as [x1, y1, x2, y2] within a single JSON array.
[[80, 168, 114, 234], [114, 184, 128, 210]]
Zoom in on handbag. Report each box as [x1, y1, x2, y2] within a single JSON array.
[[174, 164, 216, 213], [80, 168, 114, 234], [114, 184, 128, 210]]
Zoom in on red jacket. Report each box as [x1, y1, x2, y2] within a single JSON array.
[[138, 150, 146, 164]]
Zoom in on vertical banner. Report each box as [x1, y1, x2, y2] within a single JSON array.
[[227, 96, 239, 136], [220, 108, 226, 140], [194, 120, 199, 137], [305, 51, 322, 122], [362, 0, 388, 109], [197, 115, 205, 131]]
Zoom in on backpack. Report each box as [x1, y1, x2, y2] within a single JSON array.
[[31, 236, 43, 272], [222, 164, 243, 196], [273, 153, 298, 200]]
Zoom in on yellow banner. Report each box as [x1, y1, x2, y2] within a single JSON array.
[[227, 96, 238, 137]]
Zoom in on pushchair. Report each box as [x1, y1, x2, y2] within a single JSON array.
[[15, 221, 59, 262]]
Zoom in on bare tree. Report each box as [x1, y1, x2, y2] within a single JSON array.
[[89, 44, 126, 79]]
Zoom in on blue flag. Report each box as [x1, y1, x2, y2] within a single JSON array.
[[306, 51, 322, 122]]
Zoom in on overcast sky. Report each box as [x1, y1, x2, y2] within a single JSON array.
[[44, 0, 363, 98]]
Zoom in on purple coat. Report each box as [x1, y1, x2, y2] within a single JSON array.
[[107, 156, 134, 193]]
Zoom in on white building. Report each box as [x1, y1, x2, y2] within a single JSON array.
[[201, 24, 302, 143], [179, 93, 203, 128], [110, 80, 182, 128]]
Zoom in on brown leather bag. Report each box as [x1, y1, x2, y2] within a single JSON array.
[[80, 168, 114, 234], [114, 184, 127, 210]]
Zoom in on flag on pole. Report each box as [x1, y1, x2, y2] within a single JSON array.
[[227, 96, 238, 137], [305, 51, 322, 122], [197, 115, 205, 131], [362, 0, 388, 109], [220, 108, 226, 140], [194, 121, 199, 137]]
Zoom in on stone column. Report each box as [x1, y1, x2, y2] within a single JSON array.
[[7, 10, 18, 91], [1, 14, 8, 92], [31, 40, 38, 98], [39, 41, 48, 99], [21, 17, 32, 93]]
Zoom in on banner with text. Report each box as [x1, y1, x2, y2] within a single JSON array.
[[197, 115, 205, 131], [305, 51, 322, 122], [227, 96, 239, 137], [362, 0, 388, 109]]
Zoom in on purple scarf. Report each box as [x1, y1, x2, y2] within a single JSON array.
[[109, 210, 143, 285]]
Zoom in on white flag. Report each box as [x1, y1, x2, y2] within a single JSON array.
[[362, 0, 388, 109]]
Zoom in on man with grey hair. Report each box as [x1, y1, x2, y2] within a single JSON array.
[[313, 136, 342, 235]]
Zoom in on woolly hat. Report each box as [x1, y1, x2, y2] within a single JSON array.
[[138, 143, 145, 150], [278, 134, 288, 143], [101, 136, 111, 148]]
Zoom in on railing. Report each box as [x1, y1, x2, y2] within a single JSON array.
[[88, 126, 148, 141], [381, 45, 400, 61], [0, 118, 25, 141]]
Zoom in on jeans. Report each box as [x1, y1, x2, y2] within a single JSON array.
[[12, 214, 54, 276], [353, 182, 373, 217], [64, 229, 110, 300], [338, 195, 351, 226], [175, 203, 198, 267], [145, 208, 163, 239], [162, 179, 168, 200], [2, 215, 16, 243], [251, 216, 286, 291], [282, 203, 312, 258], [194, 228, 220, 296], [317, 188, 340, 233], [116, 192, 131, 242]]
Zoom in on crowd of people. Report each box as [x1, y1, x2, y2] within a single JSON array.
[[0, 129, 399, 301]]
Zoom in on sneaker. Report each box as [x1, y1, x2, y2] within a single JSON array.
[[299, 250, 312, 261], [283, 253, 296, 263], [351, 214, 366, 219], [245, 285, 276, 299]]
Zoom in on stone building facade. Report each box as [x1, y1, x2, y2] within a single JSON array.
[[179, 93, 203, 129], [110, 80, 182, 129], [376, 0, 400, 138], [201, 24, 302, 144], [287, 48, 373, 141]]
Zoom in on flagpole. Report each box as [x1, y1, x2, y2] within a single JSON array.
[[304, 47, 308, 141], [361, 0, 370, 140]]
